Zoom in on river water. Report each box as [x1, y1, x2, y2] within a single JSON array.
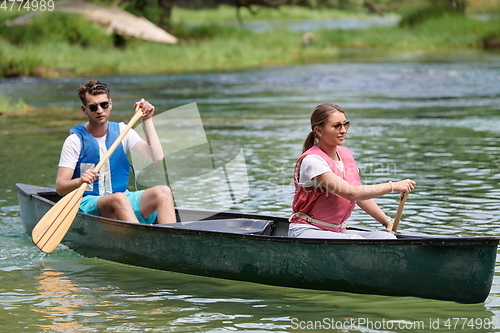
[[1, 53, 500, 332]]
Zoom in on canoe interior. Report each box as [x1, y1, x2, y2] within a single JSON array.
[[33, 189, 291, 236], [31, 187, 498, 243]]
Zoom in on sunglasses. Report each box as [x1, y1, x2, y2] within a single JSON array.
[[84, 101, 110, 112], [333, 120, 350, 130]]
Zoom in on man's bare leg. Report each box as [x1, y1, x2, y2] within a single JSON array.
[[140, 185, 176, 224], [97, 193, 139, 222]]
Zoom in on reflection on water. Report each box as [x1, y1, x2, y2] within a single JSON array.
[[33, 267, 87, 332], [1, 259, 498, 332], [1, 56, 500, 331]]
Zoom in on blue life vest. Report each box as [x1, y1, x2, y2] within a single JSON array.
[[71, 122, 130, 196]]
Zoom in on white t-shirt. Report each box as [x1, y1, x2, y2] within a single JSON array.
[[58, 122, 143, 195], [298, 154, 344, 187]]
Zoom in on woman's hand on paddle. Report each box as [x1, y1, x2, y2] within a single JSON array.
[[81, 169, 99, 185], [384, 220, 394, 232], [134, 98, 155, 121], [392, 179, 416, 193]]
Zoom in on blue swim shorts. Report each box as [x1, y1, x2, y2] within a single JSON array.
[[79, 191, 158, 224]]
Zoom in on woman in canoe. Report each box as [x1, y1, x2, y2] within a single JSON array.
[[290, 103, 416, 239]]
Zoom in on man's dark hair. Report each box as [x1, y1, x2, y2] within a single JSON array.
[[77, 80, 110, 104]]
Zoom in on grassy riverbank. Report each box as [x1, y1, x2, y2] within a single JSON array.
[[2, 12, 499, 76], [2, 4, 500, 74], [0, 5, 500, 114], [0, 6, 390, 78]]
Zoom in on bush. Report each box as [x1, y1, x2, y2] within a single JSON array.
[[398, 0, 466, 27], [2, 12, 112, 47], [0, 48, 43, 77]]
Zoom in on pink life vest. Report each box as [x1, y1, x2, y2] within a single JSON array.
[[291, 145, 362, 232]]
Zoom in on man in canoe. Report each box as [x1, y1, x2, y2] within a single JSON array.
[[290, 103, 416, 239], [55, 80, 176, 224]]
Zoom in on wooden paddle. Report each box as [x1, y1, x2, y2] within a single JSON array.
[[392, 192, 408, 232], [31, 107, 144, 253]]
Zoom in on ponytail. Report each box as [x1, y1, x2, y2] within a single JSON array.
[[302, 131, 316, 153]]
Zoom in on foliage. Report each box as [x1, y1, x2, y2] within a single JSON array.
[[0, 93, 32, 116], [398, 0, 467, 27], [0, 48, 43, 78], [0, 12, 113, 47]]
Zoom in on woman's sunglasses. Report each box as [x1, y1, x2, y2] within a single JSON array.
[[84, 101, 110, 112], [333, 120, 350, 130]]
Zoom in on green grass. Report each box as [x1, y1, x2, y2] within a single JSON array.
[[0, 28, 331, 76]]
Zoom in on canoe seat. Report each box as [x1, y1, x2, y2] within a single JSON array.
[[168, 218, 274, 235]]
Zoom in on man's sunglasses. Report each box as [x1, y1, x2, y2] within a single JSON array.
[[84, 101, 110, 112], [333, 120, 350, 130]]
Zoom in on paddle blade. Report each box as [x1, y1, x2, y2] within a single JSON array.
[[31, 185, 86, 253]]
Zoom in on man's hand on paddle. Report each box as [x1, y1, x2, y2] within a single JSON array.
[[81, 169, 99, 185], [134, 98, 155, 121]]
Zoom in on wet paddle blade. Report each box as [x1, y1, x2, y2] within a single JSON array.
[[31, 185, 86, 253]]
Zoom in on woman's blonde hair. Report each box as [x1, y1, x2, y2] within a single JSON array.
[[302, 103, 345, 153]]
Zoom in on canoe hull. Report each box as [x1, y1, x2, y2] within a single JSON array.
[[17, 183, 499, 303]]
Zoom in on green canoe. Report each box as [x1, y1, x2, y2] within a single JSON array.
[[17, 183, 499, 304]]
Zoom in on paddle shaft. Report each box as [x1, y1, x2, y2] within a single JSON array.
[[60, 107, 144, 196], [63, 108, 144, 194], [392, 192, 408, 232], [94, 108, 143, 172], [31, 107, 144, 253]]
